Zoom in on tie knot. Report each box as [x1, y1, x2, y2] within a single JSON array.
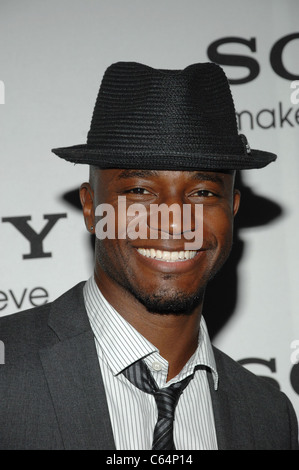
[[122, 360, 194, 450], [154, 383, 184, 419]]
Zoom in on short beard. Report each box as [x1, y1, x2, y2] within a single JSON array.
[[95, 237, 232, 317], [126, 284, 205, 316], [96, 242, 205, 316]]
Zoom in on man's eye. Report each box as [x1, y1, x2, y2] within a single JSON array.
[[127, 188, 151, 195], [193, 190, 215, 197]]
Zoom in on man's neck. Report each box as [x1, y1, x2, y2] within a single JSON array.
[[93, 271, 203, 381]]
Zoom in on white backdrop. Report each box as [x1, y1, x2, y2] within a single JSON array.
[[0, 0, 298, 422]]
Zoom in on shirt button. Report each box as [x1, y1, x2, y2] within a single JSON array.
[[151, 361, 163, 371]]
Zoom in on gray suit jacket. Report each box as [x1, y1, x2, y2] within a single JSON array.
[[0, 282, 298, 450]]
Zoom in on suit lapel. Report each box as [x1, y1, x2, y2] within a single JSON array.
[[208, 349, 256, 450], [39, 283, 116, 450], [38, 283, 257, 450]]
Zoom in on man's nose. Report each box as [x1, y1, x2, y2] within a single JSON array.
[[147, 194, 197, 238], [148, 203, 182, 237]]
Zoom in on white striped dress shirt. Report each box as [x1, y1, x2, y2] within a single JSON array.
[[83, 276, 219, 450]]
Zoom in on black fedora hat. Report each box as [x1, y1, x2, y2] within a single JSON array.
[[52, 61, 277, 170]]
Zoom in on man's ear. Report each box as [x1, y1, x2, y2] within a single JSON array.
[[79, 183, 95, 234], [233, 189, 241, 217]]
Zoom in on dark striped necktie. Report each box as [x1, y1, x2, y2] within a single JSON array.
[[122, 359, 193, 450]]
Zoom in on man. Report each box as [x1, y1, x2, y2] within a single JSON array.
[[0, 62, 298, 450]]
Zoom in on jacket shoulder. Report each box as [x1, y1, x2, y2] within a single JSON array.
[[213, 346, 299, 449], [0, 282, 86, 363], [213, 345, 288, 398]]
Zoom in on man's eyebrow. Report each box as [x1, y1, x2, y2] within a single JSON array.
[[116, 169, 230, 183], [191, 172, 226, 184], [116, 169, 160, 179]]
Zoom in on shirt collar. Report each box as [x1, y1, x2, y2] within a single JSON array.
[[83, 276, 218, 389]]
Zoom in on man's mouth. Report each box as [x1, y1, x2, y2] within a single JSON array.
[[137, 248, 198, 262]]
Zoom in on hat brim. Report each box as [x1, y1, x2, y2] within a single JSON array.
[[51, 144, 277, 170]]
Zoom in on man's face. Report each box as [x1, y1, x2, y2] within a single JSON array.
[[81, 169, 240, 315]]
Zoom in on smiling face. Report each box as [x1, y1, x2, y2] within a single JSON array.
[[80, 168, 240, 317]]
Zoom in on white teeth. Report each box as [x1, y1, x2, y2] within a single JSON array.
[[137, 248, 198, 262]]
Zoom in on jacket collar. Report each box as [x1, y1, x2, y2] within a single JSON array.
[[40, 282, 254, 450], [209, 348, 255, 450], [39, 282, 116, 449]]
